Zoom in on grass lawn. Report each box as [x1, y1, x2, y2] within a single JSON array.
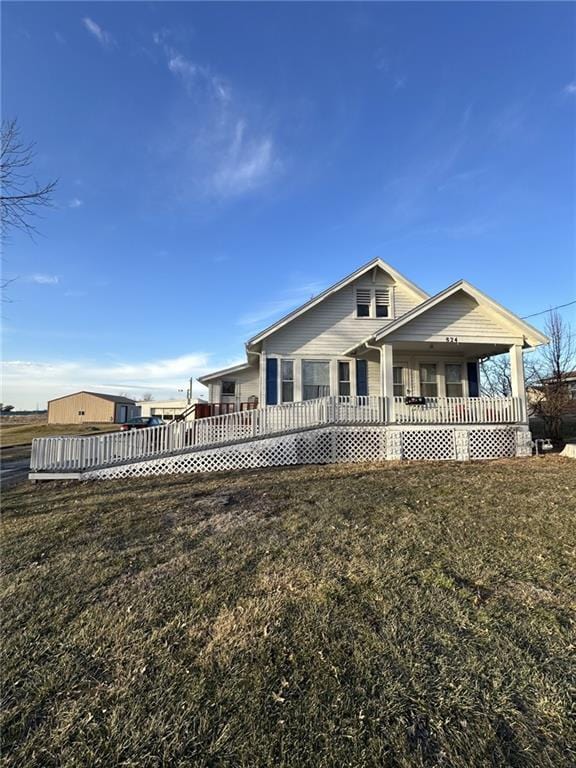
[[2, 458, 575, 767], [0, 419, 121, 447]]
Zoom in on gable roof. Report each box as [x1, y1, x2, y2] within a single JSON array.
[[246, 257, 428, 349], [48, 391, 136, 405], [344, 280, 548, 353]]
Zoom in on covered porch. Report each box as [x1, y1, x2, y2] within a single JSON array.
[[344, 277, 548, 427], [351, 338, 528, 425]]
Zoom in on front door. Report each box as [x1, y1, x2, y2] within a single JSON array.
[[117, 404, 128, 423]]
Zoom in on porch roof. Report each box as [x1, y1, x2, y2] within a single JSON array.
[[197, 362, 253, 384], [343, 280, 549, 355]]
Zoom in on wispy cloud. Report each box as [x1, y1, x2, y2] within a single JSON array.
[[212, 120, 276, 197], [237, 281, 325, 327], [373, 48, 407, 91], [1, 353, 214, 408], [424, 217, 495, 239], [564, 82, 576, 95], [491, 103, 528, 143], [27, 274, 59, 285], [154, 36, 279, 199], [165, 50, 231, 103], [437, 168, 486, 192], [68, 198, 83, 208], [82, 17, 115, 48]]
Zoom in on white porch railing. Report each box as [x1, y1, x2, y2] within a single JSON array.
[[392, 396, 524, 425], [30, 395, 525, 474], [30, 396, 385, 473]]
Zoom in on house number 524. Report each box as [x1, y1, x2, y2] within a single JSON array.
[[445, 336, 458, 343]]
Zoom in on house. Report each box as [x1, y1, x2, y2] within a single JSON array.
[[198, 258, 546, 424], [31, 259, 549, 479], [47, 391, 139, 424], [137, 398, 206, 421]]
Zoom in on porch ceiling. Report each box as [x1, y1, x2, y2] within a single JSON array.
[[350, 340, 514, 359]]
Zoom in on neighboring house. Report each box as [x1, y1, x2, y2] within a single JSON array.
[[137, 398, 206, 421], [198, 258, 547, 420], [527, 371, 576, 416], [47, 391, 138, 424]]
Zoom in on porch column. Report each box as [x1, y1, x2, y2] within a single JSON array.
[[259, 351, 267, 406], [380, 344, 394, 422], [509, 344, 527, 422]]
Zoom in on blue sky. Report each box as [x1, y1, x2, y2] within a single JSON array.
[[2, 1, 575, 408]]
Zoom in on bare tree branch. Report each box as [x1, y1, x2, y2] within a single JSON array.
[[1, 118, 58, 240], [528, 311, 576, 443], [480, 311, 575, 442], [480, 355, 512, 397]]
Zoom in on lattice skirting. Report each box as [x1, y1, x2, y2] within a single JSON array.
[[80, 425, 531, 480]]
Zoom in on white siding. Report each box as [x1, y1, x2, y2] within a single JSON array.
[[263, 275, 422, 356], [386, 291, 520, 341], [210, 366, 260, 403]]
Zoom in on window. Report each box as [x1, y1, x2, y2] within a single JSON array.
[[302, 361, 330, 400], [356, 287, 391, 318], [375, 288, 390, 318], [445, 364, 463, 397], [281, 360, 294, 402], [221, 380, 236, 396], [393, 367, 405, 397], [338, 361, 351, 396], [419, 364, 438, 397], [356, 288, 371, 317], [78, 410, 85, 416]]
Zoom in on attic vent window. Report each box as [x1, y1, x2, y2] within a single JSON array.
[[356, 289, 371, 317], [356, 287, 392, 319]]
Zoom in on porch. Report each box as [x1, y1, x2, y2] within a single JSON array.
[[193, 394, 524, 425], [29, 394, 528, 479]]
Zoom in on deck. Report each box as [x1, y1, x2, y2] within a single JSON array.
[[30, 395, 526, 476]]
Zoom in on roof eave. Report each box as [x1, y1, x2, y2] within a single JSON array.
[[197, 361, 253, 385]]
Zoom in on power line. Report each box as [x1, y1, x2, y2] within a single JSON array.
[[521, 300, 576, 320]]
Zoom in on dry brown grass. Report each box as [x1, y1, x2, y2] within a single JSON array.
[[1, 457, 575, 767], [0, 419, 121, 447]]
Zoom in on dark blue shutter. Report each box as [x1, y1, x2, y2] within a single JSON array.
[[467, 362, 479, 397], [356, 359, 368, 397], [266, 358, 278, 405]]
